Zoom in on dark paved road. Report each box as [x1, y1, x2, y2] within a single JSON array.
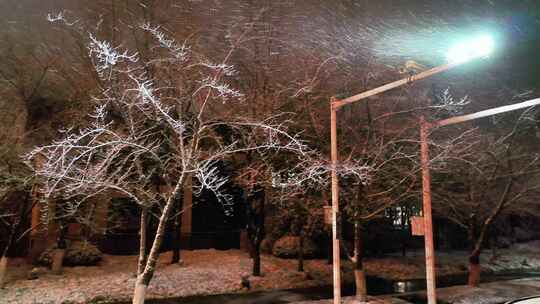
[[131, 275, 540, 304]]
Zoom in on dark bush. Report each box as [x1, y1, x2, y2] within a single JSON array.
[[38, 240, 102, 266], [272, 236, 318, 258]]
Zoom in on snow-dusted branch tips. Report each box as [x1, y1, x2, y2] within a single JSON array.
[[26, 20, 311, 304]]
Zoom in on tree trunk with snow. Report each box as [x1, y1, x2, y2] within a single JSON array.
[[52, 221, 68, 274], [467, 178, 513, 287], [467, 218, 485, 288], [354, 222, 367, 301], [138, 208, 149, 275], [253, 245, 261, 276], [468, 253, 481, 287], [0, 194, 32, 286], [171, 193, 183, 264], [0, 220, 15, 287], [133, 208, 149, 304], [171, 217, 181, 264], [0, 256, 8, 288], [133, 278, 147, 304], [247, 186, 265, 277], [466, 185, 509, 288], [297, 233, 304, 272], [132, 180, 184, 304], [51, 249, 66, 274], [251, 226, 263, 276]]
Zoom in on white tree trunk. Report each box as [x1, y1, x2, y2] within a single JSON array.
[[138, 208, 148, 275], [132, 178, 185, 304], [353, 221, 367, 302], [51, 249, 65, 274], [132, 279, 148, 304], [354, 269, 367, 302], [468, 261, 481, 287], [0, 256, 8, 287]]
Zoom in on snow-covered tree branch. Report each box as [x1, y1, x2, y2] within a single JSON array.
[[25, 20, 309, 304]]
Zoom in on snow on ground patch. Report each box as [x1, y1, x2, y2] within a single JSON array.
[[437, 278, 540, 304], [0, 246, 538, 304]]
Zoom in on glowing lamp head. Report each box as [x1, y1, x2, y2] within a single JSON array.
[[446, 34, 495, 64]]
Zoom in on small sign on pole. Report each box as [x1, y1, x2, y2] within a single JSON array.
[[323, 206, 332, 226], [411, 216, 425, 236]]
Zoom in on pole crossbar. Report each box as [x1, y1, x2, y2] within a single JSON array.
[[333, 63, 457, 109], [433, 97, 540, 128]]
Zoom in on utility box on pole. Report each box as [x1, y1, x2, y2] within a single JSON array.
[[323, 206, 333, 226], [411, 216, 425, 236]]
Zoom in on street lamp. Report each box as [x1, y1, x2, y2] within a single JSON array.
[[329, 34, 496, 304], [332, 35, 496, 110], [446, 34, 495, 64]]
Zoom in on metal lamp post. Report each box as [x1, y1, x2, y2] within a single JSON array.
[[416, 97, 540, 303], [329, 34, 496, 304]]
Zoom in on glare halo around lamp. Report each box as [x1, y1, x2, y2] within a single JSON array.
[[446, 34, 495, 64]]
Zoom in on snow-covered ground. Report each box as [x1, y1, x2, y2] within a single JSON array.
[[436, 278, 540, 304], [1, 249, 335, 304], [484, 241, 540, 273], [293, 278, 540, 304], [0, 242, 539, 304], [398, 241, 540, 276]]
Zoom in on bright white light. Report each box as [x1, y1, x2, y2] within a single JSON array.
[[446, 34, 495, 64]]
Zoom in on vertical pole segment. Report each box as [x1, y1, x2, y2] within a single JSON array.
[[420, 116, 437, 304], [330, 99, 341, 304]]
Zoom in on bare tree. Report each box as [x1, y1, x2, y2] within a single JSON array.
[[430, 109, 540, 287], [0, 144, 35, 287], [279, 193, 325, 273], [25, 15, 308, 303], [341, 135, 418, 300], [0, 25, 57, 285], [234, 155, 290, 277], [246, 184, 266, 277]]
